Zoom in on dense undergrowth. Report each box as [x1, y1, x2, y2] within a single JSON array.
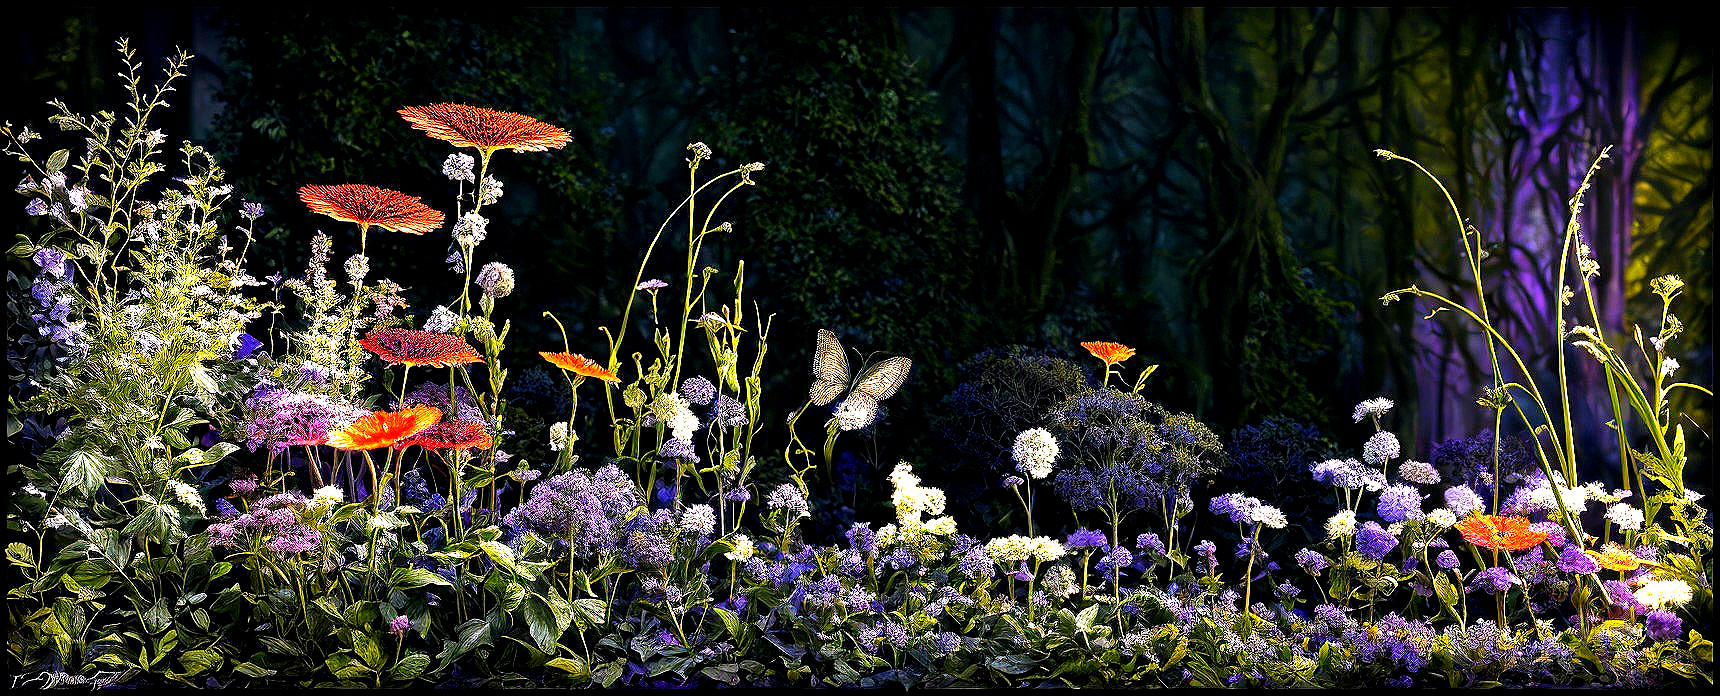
[[5, 42, 1712, 688]]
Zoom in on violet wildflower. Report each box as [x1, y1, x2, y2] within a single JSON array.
[[1644, 610, 1682, 642], [1471, 566, 1516, 594], [636, 279, 668, 291], [1397, 459, 1441, 485], [660, 437, 697, 462], [1436, 549, 1460, 570], [1294, 548, 1330, 573], [1209, 492, 1260, 526], [1356, 521, 1398, 560], [266, 524, 322, 554], [1377, 484, 1425, 523], [1136, 532, 1166, 558], [1443, 485, 1486, 517], [1362, 431, 1400, 465], [680, 376, 717, 406], [1556, 545, 1599, 574], [713, 394, 748, 429], [389, 615, 410, 636], [475, 262, 515, 299], [1066, 528, 1108, 550]]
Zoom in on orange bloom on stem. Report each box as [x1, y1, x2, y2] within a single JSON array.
[[298, 184, 444, 236], [1455, 513, 1548, 552], [398, 104, 572, 155], [541, 352, 620, 383], [1587, 544, 1642, 572], [1080, 341, 1137, 366], [360, 328, 482, 368], [326, 406, 442, 451], [400, 421, 492, 451]]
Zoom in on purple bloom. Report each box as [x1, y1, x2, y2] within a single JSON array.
[[1604, 580, 1644, 611], [1556, 545, 1599, 575], [1294, 548, 1330, 573], [1094, 546, 1134, 577], [398, 382, 483, 423], [1002, 474, 1025, 488], [957, 545, 994, 579], [1436, 549, 1460, 570], [680, 376, 716, 406], [1194, 540, 1218, 574], [502, 464, 642, 559], [1377, 484, 1424, 523], [214, 499, 239, 518], [230, 476, 259, 497], [636, 279, 668, 291], [243, 386, 358, 455], [1644, 610, 1682, 642], [659, 437, 697, 461], [233, 332, 264, 360], [845, 523, 877, 554], [1356, 521, 1397, 560], [1208, 492, 1259, 525], [1530, 521, 1566, 548], [240, 201, 266, 219], [26, 199, 49, 216], [1066, 528, 1108, 550], [713, 394, 748, 429], [207, 522, 240, 547], [389, 615, 410, 636], [1275, 581, 1301, 598], [1136, 533, 1166, 558], [1471, 566, 1516, 594], [266, 524, 322, 554]]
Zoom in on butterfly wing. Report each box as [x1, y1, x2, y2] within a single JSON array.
[[851, 356, 912, 403], [809, 329, 851, 406]]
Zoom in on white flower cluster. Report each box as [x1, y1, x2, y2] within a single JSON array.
[[1042, 565, 1078, 598], [1605, 503, 1644, 531], [168, 481, 205, 516], [679, 504, 716, 537], [1526, 478, 1589, 514], [548, 422, 570, 452], [1634, 577, 1693, 609], [1426, 508, 1457, 528], [424, 305, 457, 333], [1326, 510, 1358, 540], [885, 462, 955, 540], [308, 485, 344, 516], [1251, 504, 1288, 529], [726, 534, 755, 561], [766, 484, 810, 519], [984, 535, 1066, 564], [453, 212, 489, 248], [1352, 397, 1394, 422], [667, 394, 701, 442], [1011, 428, 1059, 480], [442, 153, 476, 183]]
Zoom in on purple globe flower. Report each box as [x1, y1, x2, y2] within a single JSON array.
[[389, 615, 410, 636], [1066, 528, 1108, 550], [1644, 610, 1682, 642], [1377, 484, 1424, 523], [1356, 521, 1398, 560], [1436, 549, 1460, 570], [1471, 566, 1516, 594], [1294, 548, 1331, 573], [1556, 545, 1599, 574]]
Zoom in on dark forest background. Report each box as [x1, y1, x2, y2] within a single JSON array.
[[8, 8, 1711, 537]]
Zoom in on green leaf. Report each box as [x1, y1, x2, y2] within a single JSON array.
[[179, 649, 222, 676], [353, 633, 383, 669], [390, 567, 454, 590], [61, 450, 110, 498], [232, 661, 276, 678], [392, 653, 430, 682], [6, 542, 34, 568], [987, 653, 1039, 675], [522, 593, 573, 653], [47, 149, 69, 172], [547, 656, 590, 678], [572, 597, 606, 632], [713, 607, 742, 639]]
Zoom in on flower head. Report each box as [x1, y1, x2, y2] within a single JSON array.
[[361, 328, 482, 367], [298, 184, 443, 235], [401, 421, 493, 451], [1352, 397, 1394, 422], [325, 406, 442, 451], [1080, 341, 1136, 366], [399, 103, 572, 154], [1011, 428, 1059, 479], [389, 615, 411, 637], [1455, 514, 1547, 552], [1587, 544, 1642, 572], [540, 352, 620, 383], [1634, 578, 1693, 610]]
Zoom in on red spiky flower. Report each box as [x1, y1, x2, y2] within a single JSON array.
[[400, 421, 493, 451], [1456, 514, 1549, 552], [325, 406, 442, 451], [398, 104, 572, 155], [540, 351, 619, 383], [360, 328, 482, 368], [298, 184, 444, 236]]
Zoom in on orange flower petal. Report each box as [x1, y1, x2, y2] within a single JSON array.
[[540, 351, 619, 383], [1455, 513, 1548, 552], [360, 328, 482, 368], [1080, 341, 1137, 366], [326, 406, 442, 450], [399, 104, 572, 154], [1587, 544, 1642, 572], [299, 184, 443, 235]]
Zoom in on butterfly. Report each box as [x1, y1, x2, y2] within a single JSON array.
[[809, 328, 912, 423]]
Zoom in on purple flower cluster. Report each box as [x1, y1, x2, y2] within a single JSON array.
[[680, 376, 716, 406], [1356, 521, 1398, 560], [243, 385, 358, 455], [1471, 566, 1516, 594], [502, 464, 641, 558], [26, 248, 85, 355], [1051, 390, 1221, 515], [1377, 484, 1425, 523], [398, 382, 483, 423], [1066, 528, 1109, 550], [206, 493, 322, 554], [1310, 458, 1385, 491]]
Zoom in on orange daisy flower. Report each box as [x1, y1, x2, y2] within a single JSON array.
[[325, 406, 442, 451], [1587, 544, 1642, 572], [1455, 513, 1548, 552], [400, 421, 493, 451], [1080, 341, 1137, 366], [398, 104, 572, 155], [360, 328, 482, 368], [298, 184, 444, 236], [540, 352, 620, 383]]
